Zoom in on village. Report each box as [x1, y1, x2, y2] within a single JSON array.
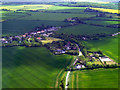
[[1, 16, 119, 70], [1, 26, 61, 47]]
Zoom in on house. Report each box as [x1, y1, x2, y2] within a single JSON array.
[[112, 32, 120, 36], [84, 8, 96, 12], [9, 37, 13, 40], [66, 46, 71, 50], [96, 13, 106, 17], [1, 38, 5, 41], [47, 33, 53, 36], [66, 18, 72, 21], [22, 35, 26, 37], [37, 31, 41, 34], [92, 57, 96, 59], [82, 37, 86, 40], [99, 57, 111, 62], [30, 32, 36, 35], [73, 47, 77, 50], [41, 30, 45, 33], [4, 41, 8, 43], [75, 64, 85, 69], [37, 37, 42, 40], [55, 49, 66, 54], [42, 34, 49, 37], [27, 35, 31, 38], [61, 51, 66, 53]]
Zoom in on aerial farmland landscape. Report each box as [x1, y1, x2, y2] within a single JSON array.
[[1, 0, 120, 89]]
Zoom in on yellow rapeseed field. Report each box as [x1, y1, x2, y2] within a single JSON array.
[[0, 4, 53, 11], [90, 7, 120, 14]]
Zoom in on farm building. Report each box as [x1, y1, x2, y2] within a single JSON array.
[[75, 64, 85, 69], [54, 49, 66, 54], [37, 37, 42, 40], [99, 57, 111, 62]]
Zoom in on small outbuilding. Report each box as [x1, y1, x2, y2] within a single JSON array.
[[99, 57, 111, 62]]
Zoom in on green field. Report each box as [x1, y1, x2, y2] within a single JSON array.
[[2, 11, 27, 20], [2, 47, 74, 88], [18, 12, 95, 21], [69, 69, 118, 88], [47, 6, 87, 10], [57, 24, 118, 35], [89, 17, 120, 21], [2, 3, 119, 88], [83, 35, 119, 63], [1, 5, 95, 21], [85, 21, 119, 26], [2, 20, 69, 35]]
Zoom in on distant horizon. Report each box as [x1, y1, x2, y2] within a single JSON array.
[[1, 0, 119, 3]]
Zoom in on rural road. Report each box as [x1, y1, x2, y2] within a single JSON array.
[[76, 44, 83, 56], [65, 44, 83, 89], [65, 71, 70, 89]]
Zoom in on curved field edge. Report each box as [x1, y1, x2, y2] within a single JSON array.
[[69, 68, 118, 88], [2, 47, 74, 88]]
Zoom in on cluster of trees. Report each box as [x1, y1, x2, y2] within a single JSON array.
[[44, 40, 78, 55], [45, 41, 68, 49], [64, 17, 84, 24], [78, 56, 89, 65], [16, 9, 39, 12], [22, 41, 43, 47], [2, 9, 10, 11], [42, 11, 71, 14], [106, 24, 120, 28], [77, 41, 88, 57], [34, 24, 55, 31], [58, 4, 109, 9], [51, 33, 108, 42], [86, 62, 118, 69]]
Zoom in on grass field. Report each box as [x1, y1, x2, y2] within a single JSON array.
[[2, 47, 74, 88], [47, 6, 87, 10], [69, 69, 118, 88], [85, 21, 119, 26], [1, 5, 89, 21], [2, 3, 119, 88], [1, 11, 27, 21], [41, 37, 63, 45], [2, 20, 69, 35], [57, 24, 118, 35], [89, 17, 120, 21], [18, 12, 95, 21], [83, 36, 119, 63], [1, 5, 87, 11]]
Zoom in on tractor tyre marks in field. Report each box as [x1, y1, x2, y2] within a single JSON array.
[[77, 74, 79, 88], [55, 69, 63, 88], [72, 72, 75, 88]]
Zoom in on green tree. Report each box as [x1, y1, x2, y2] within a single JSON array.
[[82, 48, 87, 57]]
